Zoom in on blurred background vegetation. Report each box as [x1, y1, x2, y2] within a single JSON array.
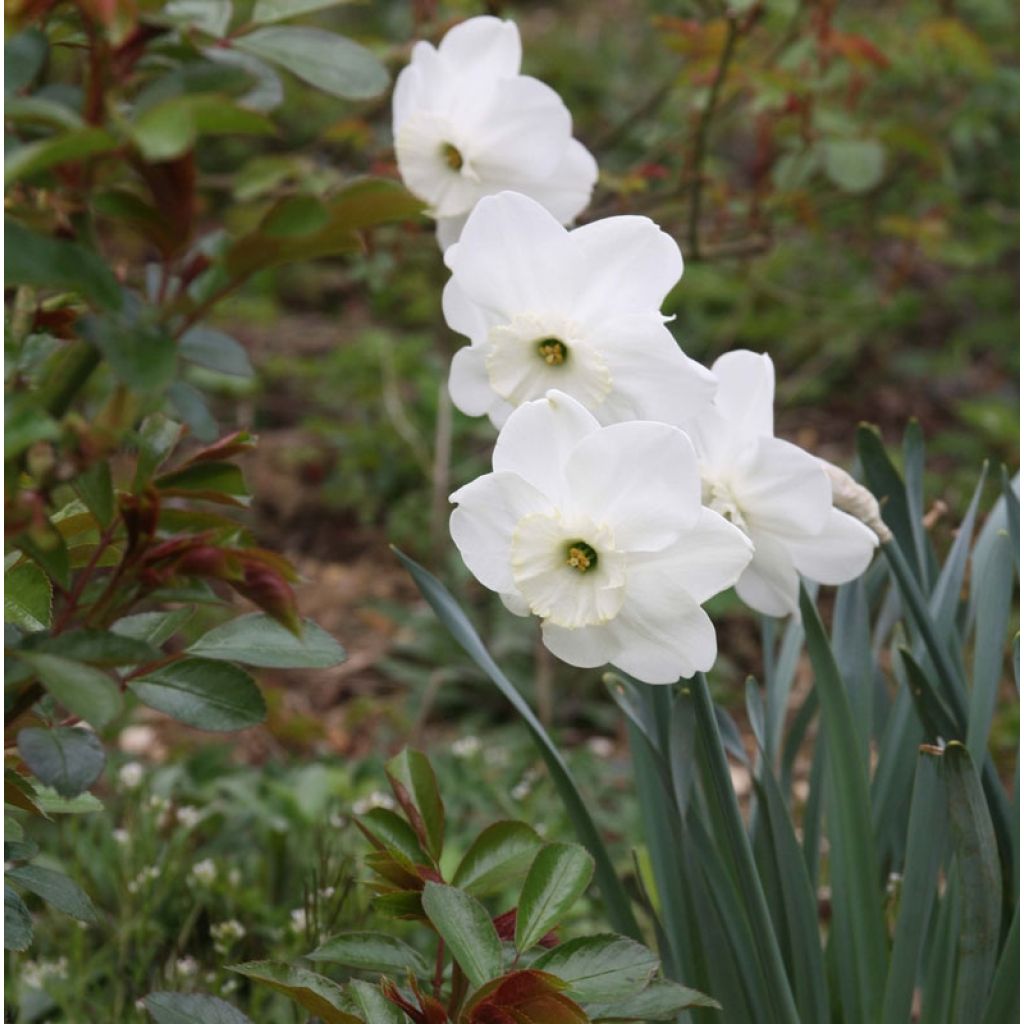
[[8, 0, 1018, 1017]]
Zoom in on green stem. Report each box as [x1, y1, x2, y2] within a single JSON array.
[[37, 341, 102, 417], [687, 18, 740, 261]]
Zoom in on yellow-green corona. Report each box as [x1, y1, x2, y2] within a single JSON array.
[[566, 541, 597, 572], [537, 338, 568, 366]]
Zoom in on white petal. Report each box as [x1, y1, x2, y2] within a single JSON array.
[[569, 215, 683, 322], [590, 315, 716, 425], [445, 192, 571, 315], [436, 213, 469, 251], [710, 349, 775, 440], [512, 138, 597, 225], [449, 471, 551, 593], [442, 277, 492, 342], [541, 620, 618, 669], [448, 345, 495, 417], [563, 421, 702, 548], [492, 390, 600, 502], [626, 507, 753, 606], [734, 528, 799, 617], [437, 17, 521, 80], [731, 436, 832, 538], [787, 508, 878, 585], [500, 591, 531, 616], [395, 112, 484, 216], [607, 592, 718, 684]]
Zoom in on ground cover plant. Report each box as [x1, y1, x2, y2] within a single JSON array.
[[5, 1, 1018, 1023]]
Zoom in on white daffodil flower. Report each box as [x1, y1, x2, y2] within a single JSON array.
[[449, 390, 752, 684], [443, 191, 716, 429], [687, 350, 879, 617], [392, 16, 597, 249]]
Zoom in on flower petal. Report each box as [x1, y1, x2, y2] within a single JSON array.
[[449, 471, 552, 593], [710, 349, 775, 440], [510, 138, 597, 225], [442, 276, 493, 342], [448, 345, 497, 417], [435, 213, 468, 251], [786, 508, 878, 585], [445, 192, 572, 316], [492, 390, 600, 502], [563, 421, 701, 548], [734, 528, 800, 617], [541, 620, 618, 669], [568, 215, 683, 322], [437, 16, 522, 80]]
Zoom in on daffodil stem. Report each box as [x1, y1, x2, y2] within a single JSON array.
[[687, 17, 740, 261]]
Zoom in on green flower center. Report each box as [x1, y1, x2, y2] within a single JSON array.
[[566, 541, 598, 573], [537, 338, 568, 366], [441, 142, 464, 171]]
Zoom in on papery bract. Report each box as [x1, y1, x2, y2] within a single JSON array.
[[443, 191, 715, 429], [686, 350, 878, 616], [392, 17, 597, 249], [449, 390, 752, 684]]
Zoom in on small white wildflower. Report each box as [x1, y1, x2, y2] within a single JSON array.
[[135, 998, 147, 1011], [221, 977, 238, 995], [176, 805, 202, 829], [191, 859, 217, 886], [452, 735, 481, 758], [328, 812, 344, 829], [227, 867, 241, 887], [289, 907, 308, 932], [175, 956, 199, 978], [586, 736, 615, 758], [352, 791, 395, 816], [147, 794, 168, 812], [319, 886, 335, 899], [118, 762, 144, 790], [536, 821, 548, 836], [511, 778, 532, 802], [112, 828, 130, 846], [22, 961, 43, 988], [211, 919, 246, 953], [484, 746, 510, 768]]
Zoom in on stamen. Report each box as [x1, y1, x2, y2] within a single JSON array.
[[537, 338, 568, 366], [566, 541, 598, 572], [441, 142, 463, 171]]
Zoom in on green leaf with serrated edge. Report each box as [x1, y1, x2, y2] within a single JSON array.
[[4, 560, 52, 631], [880, 746, 944, 1024], [453, 820, 543, 896], [7, 863, 97, 923], [421, 881, 502, 991], [73, 461, 115, 527], [180, 327, 253, 377], [347, 979, 403, 1024], [33, 631, 160, 666], [133, 414, 183, 488], [5, 394, 59, 459], [516, 843, 594, 952], [372, 890, 422, 918], [943, 742, 1002, 1022], [5, 219, 122, 310], [17, 727, 105, 798], [16, 526, 70, 590], [5, 885, 32, 950], [252, 0, 350, 23], [586, 978, 721, 1020], [234, 27, 387, 99], [385, 748, 444, 862], [5, 127, 118, 186], [185, 613, 344, 668], [800, 587, 887, 1023], [18, 652, 122, 729], [228, 962, 361, 1024], [130, 658, 265, 732], [394, 547, 640, 941], [307, 932, 429, 975], [144, 991, 255, 1024], [112, 608, 193, 647], [533, 935, 658, 1003], [155, 461, 250, 506], [356, 807, 429, 868]]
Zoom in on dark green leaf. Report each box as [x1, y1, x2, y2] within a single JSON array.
[[155, 461, 250, 505], [131, 95, 274, 161], [7, 863, 97, 923], [112, 608, 193, 647], [234, 27, 388, 99], [252, 0, 350, 23], [185, 613, 344, 668], [533, 935, 659, 1003], [16, 727, 105, 798], [6, 127, 118, 186], [6, 29, 47, 93], [347, 979, 403, 1024], [857, 425, 918, 574], [81, 314, 176, 393], [4, 559, 52, 632], [5, 885, 32, 951], [163, 0, 233, 36], [394, 547, 640, 941], [15, 525, 70, 590], [5, 394, 59, 459], [145, 992, 255, 1024], [168, 380, 218, 442], [5, 95, 84, 131], [516, 843, 594, 952], [228, 962, 361, 1023], [385, 748, 444, 862], [452, 820, 543, 896], [260, 194, 329, 238], [980, 908, 1018, 1024], [5, 219, 122, 310], [130, 658, 265, 731], [356, 807, 429, 867], [73, 461, 116, 528], [421, 881, 502, 991], [307, 931, 430, 974], [34, 630, 160, 666], [586, 978, 720, 1020], [180, 327, 253, 377], [18, 652, 122, 729], [133, 414, 184, 487]]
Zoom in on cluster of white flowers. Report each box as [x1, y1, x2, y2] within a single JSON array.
[[211, 918, 246, 954], [351, 790, 396, 815], [190, 858, 217, 886], [21, 958, 68, 989], [395, 17, 879, 686], [118, 761, 144, 790], [126, 865, 159, 894]]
